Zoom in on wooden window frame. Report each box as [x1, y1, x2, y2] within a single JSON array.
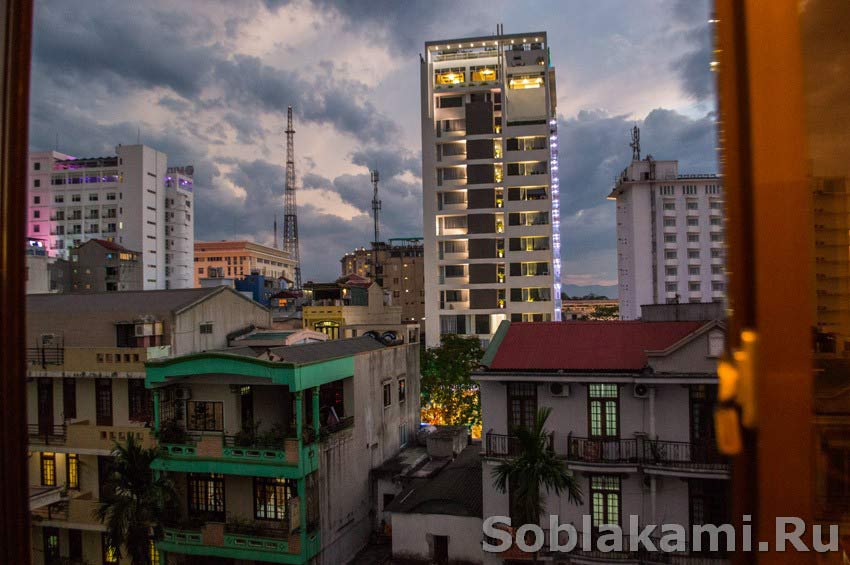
[[588, 384, 620, 438]]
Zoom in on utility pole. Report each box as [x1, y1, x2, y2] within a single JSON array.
[[283, 107, 302, 289]]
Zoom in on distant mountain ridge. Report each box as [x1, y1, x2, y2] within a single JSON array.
[[563, 284, 618, 299]]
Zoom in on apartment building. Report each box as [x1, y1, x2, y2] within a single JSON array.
[[27, 145, 195, 291], [194, 240, 296, 288], [145, 335, 420, 564], [301, 276, 405, 339], [475, 317, 729, 563], [340, 238, 425, 324], [609, 156, 725, 320], [26, 287, 270, 565], [421, 32, 562, 347], [69, 239, 142, 292], [165, 166, 195, 290]]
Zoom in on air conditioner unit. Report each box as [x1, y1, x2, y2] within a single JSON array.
[[174, 388, 192, 401], [549, 382, 571, 397], [633, 383, 651, 399]]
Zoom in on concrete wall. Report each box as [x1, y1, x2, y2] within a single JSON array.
[[392, 513, 483, 564], [479, 327, 724, 550], [172, 289, 271, 354], [27, 376, 147, 429], [316, 343, 420, 564]]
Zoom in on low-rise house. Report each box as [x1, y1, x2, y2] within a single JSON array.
[[475, 317, 729, 563], [145, 335, 420, 564], [302, 276, 403, 339], [387, 444, 484, 564], [70, 239, 142, 292], [26, 286, 271, 565]]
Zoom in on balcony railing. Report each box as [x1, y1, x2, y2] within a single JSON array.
[[31, 495, 104, 530], [567, 435, 727, 471], [484, 431, 554, 457], [28, 424, 67, 445], [485, 432, 728, 472], [26, 347, 65, 367], [162, 521, 298, 558], [159, 430, 299, 466]]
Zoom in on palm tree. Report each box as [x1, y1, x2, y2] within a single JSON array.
[[95, 434, 178, 565], [492, 407, 582, 560]]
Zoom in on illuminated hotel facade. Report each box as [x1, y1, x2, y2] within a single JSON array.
[[420, 31, 562, 347]]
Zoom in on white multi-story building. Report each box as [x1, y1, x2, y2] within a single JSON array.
[[164, 166, 195, 289], [27, 144, 195, 290], [609, 157, 724, 320], [476, 314, 729, 564], [421, 31, 562, 347]]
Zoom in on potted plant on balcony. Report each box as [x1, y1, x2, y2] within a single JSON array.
[[156, 418, 188, 445], [95, 435, 179, 565], [492, 407, 582, 564]]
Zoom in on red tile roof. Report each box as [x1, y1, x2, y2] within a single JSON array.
[[486, 321, 707, 371]]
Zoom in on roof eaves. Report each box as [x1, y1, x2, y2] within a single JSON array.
[[480, 320, 510, 367], [644, 320, 724, 358]]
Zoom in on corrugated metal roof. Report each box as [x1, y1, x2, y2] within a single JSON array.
[[486, 321, 707, 371], [26, 287, 223, 316]]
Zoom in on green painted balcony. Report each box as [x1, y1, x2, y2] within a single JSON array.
[[152, 432, 319, 478], [159, 523, 320, 564]]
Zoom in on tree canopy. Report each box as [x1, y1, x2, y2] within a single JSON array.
[[420, 334, 484, 435]]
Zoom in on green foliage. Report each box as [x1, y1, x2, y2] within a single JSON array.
[[577, 304, 620, 321], [420, 334, 484, 430], [589, 304, 619, 320], [492, 407, 582, 526], [95, 435, 179, 565]]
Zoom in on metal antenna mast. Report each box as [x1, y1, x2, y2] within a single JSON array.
[[371, 170, 381, 245], [284, 106, 302, 289], [630, 125, 641, 161], [370, 169, 382, 285]]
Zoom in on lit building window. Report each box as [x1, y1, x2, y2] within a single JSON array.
[[41, 452, 56, 486], [434, 67, 465, 85], [508, 74, 544, 89], [471, 65, 498, 82]]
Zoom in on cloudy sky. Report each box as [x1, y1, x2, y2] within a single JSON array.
[[29, 0, 717, 286]]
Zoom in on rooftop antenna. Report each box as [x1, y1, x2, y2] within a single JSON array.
[[273, 213, 278, 249], [371, 169, 381, 246], [630, 124, 641, 161], [371, 169, 382, 285], [283, 106, 302, 289]]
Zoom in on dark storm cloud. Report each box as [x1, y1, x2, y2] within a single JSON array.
[[33, 1, 399, 145], [263, 0, 490, 53], [32, 2, 214, 99], [350, 148, 421, 179], [28, 0, 719, 283], [669, 0, 714, 101]]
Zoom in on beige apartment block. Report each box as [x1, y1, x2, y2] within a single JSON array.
[[194, 240, 296, 287], [26, 286, 271, 565]]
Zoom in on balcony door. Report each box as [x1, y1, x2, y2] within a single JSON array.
[[506, 383, 537, 432], [95, 379, 113, 426], [37, 378, 54, 435]]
